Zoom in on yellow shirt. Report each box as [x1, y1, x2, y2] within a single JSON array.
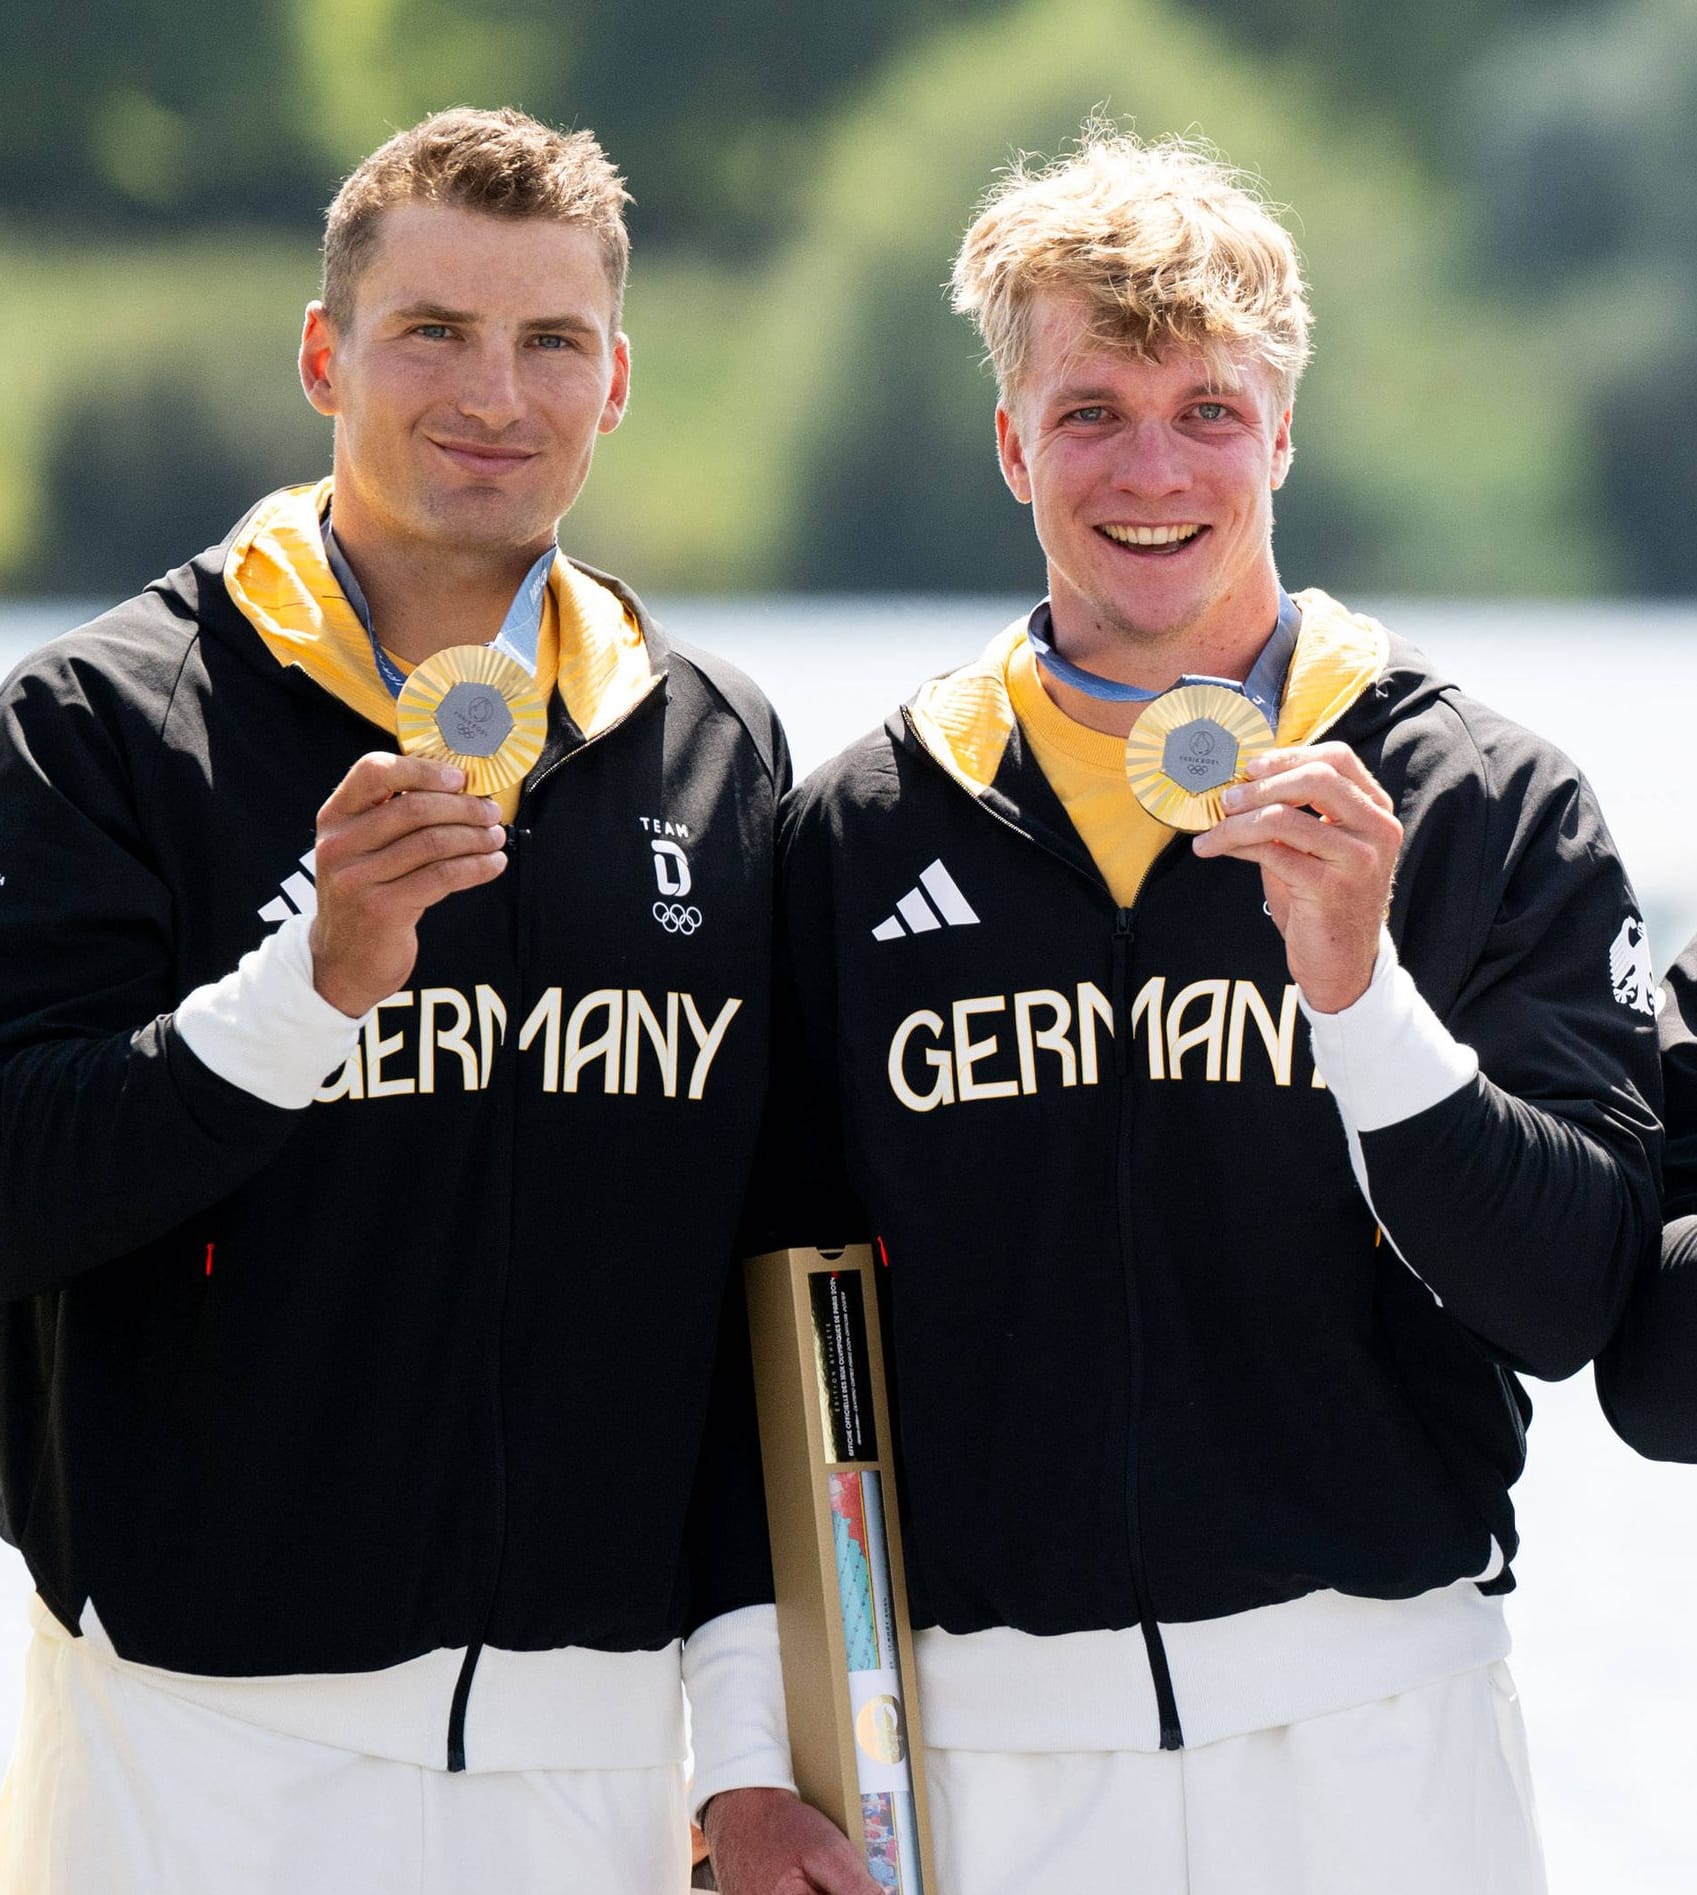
[[998, 604, 1389, 908], [1004, 639, 1175, 908]]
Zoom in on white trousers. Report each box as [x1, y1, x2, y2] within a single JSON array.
[[0, 1619, 691, 1895], [926, 1662, 1546, 1895]]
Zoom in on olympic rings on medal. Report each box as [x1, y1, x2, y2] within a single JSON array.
[[652, 902, 703, 934]]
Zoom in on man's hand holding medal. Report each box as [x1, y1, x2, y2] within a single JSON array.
[[1192, 739, 1403, 1014], [309, 752, 508, 1020]]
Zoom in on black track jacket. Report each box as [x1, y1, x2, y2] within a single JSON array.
[[0, 528, 784, 1704], [769, 596, 1660, 1743]]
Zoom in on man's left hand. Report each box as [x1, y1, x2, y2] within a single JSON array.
[[1192, 741, 1402, 1013], [703, 1787, 882, 1895]]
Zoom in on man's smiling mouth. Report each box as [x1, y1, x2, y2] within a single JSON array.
[[430, 440, 539, 476], [1097, 522, 1207, 554]]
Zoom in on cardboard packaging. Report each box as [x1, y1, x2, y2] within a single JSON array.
[[745, 1244, 937, 1894]]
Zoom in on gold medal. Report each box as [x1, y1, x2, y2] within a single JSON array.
[[1124, 681, 1273, 832], [394, 645, 547, 796]]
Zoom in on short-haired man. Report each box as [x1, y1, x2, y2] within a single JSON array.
[[0, 108, 801, 1894], [766, 134, 1661, 1893]]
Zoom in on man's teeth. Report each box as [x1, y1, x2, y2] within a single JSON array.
[[1101, 523, 1204, 546]]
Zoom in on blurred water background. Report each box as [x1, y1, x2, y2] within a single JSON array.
[[4, 593, 1697, 1893]]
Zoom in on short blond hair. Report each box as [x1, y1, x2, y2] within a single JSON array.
[[951, 129, 1312, 405], [323, 107, 632, 330]]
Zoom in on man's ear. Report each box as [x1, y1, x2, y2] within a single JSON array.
[[1270, 404, 1294, 490], [300, 302, 339, 418], [598, 333, 632, 435], [997, 400, 1034, 506]]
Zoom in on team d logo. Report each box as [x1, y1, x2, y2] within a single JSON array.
[[651, 839, 701, 934]]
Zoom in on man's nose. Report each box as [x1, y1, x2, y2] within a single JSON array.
[[1110, 421, 1189, 495], [456, 341, 524, 431]]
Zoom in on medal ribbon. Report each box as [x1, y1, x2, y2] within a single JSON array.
[[1028, 590, 1301, 732], [322, 513, 554, 702]]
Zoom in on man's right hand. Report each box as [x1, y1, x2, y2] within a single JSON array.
[[703, 1788, 882, 1895], [310, 752, 507, 1018]]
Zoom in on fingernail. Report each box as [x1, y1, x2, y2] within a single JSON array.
[[1221, 785, 1244, 810], [482, 800, 501, 821], [440, 766, 465, 790]]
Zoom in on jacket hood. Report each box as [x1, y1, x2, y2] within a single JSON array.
[[216, 480, 658, 741], [904, 588, 1391, 810]]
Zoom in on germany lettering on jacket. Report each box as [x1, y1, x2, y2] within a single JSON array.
[[886, 976, 1325, 1111], [315, 985, 744, 1101], [0, 515, 795, 1687]]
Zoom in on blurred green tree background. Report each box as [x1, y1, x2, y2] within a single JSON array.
[[4, 0, 1692, 597]]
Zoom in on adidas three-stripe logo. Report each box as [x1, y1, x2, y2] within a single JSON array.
[[259, 851, 318, 925], [872, 859, 979, 941]]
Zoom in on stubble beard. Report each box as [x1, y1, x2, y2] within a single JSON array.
[[407, 477, 569, 563], [1081, 576, 1219, 667]]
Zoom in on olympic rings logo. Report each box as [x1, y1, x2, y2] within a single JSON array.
[[653, 902, 703, 934]]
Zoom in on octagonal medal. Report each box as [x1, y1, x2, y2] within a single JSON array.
[[395, 644, 548, 796], [1123, 681, 1274, 831]]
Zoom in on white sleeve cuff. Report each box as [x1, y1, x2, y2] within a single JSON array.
[[683, 1603, 795, 1821], [1301, 930, 1478, 1135], [175, 914, 368, 1110]]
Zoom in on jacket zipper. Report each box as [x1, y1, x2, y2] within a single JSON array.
[[1112, 907, 1185, 1749], [902, 706, 1189, 1747], [508, 824, 533, 971], [446, 830, 531, 1768], [446, 914, 517, 1772], [443, 681, 664, 1773]]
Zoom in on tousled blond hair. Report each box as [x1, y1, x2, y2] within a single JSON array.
[[322, 107, 632, 331], [951, 129, 1312, 406]]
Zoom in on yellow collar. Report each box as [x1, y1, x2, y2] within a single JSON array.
[[223, 480, 656, 740], [909, 588, 1388, 797], [1274, 588, 1391, 749]]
